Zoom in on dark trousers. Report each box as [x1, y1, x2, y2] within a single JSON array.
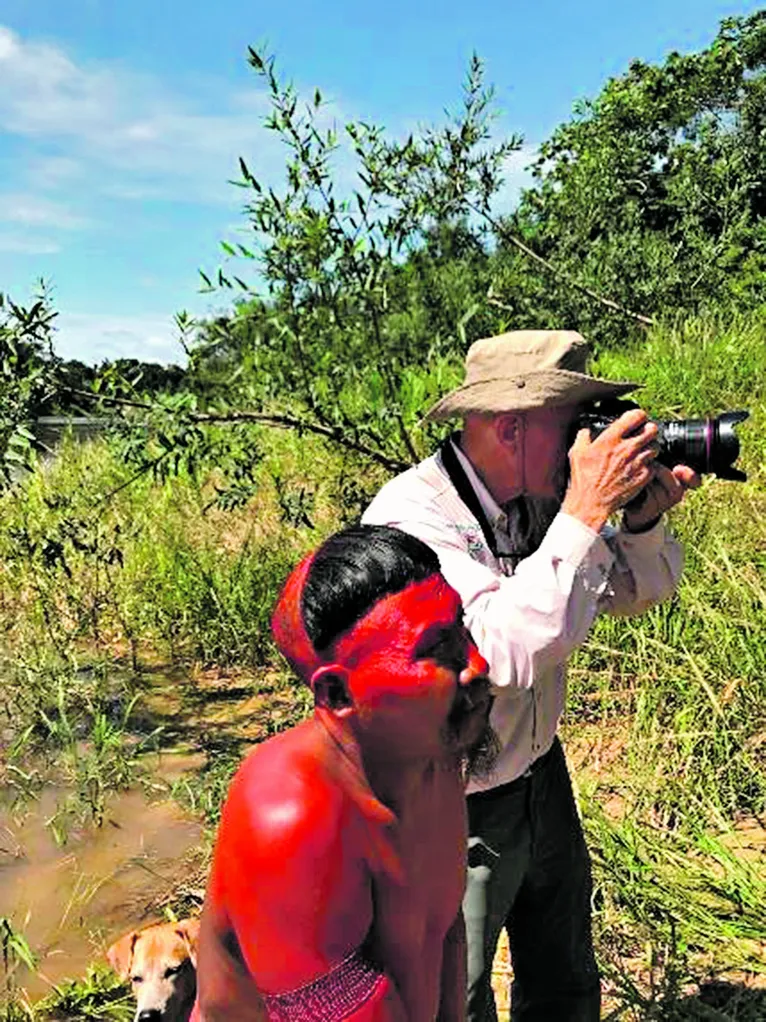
[[463, 738, 600, 1022]]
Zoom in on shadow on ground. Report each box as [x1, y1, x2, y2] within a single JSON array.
[[602, 980, 766, 1021], [125, 663, 310, 752], [680, 981, 766, 1021]]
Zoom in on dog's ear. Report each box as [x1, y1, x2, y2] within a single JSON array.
[[106, 930, 139, 981], [176, 918, 200, 968]]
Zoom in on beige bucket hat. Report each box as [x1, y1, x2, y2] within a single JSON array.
[[426, 330, 638, 421]]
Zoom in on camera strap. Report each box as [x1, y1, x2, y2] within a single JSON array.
[[438, 434, 505, 562]]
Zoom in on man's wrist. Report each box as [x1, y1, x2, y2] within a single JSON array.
[[622, 512, 662, 534], [560, 495, 609, 535]]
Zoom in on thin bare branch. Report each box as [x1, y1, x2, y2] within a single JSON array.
[[65, 387, 409, 474], [191, 411, 408, 472], [474, 204, 656, 327], [66, 388, 153, 411]]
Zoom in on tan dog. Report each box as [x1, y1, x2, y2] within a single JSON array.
[[107, 918, 199, 1022]]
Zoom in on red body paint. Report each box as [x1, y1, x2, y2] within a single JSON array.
[[193, 570, 490, 1022]]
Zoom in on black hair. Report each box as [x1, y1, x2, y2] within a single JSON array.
[[301, 524, 441, 654]]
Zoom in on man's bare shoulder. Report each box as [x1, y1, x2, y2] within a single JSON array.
[[220, 721, 352, 857]]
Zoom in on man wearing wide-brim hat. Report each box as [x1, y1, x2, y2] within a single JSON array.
[[363, 330, 699, 1021]]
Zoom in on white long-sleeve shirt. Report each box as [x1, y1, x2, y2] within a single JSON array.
[[362, 440, 683, 794]]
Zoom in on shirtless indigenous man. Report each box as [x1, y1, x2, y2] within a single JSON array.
[[191, 524, 496, 1022]]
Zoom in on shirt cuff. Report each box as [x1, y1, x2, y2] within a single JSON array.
[[542, 512, 615, 594], [616, 516, 667, 554]]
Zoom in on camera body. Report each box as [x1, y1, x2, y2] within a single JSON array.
[[574, 399, 749, 481]]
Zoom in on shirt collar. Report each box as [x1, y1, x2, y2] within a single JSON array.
[[449, 435, 508, 533]]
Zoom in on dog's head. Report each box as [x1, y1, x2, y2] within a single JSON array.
[[107, 919, 199, 1022]]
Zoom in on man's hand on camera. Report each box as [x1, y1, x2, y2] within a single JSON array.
[[561, 408, 661, 534], [621, 463, 701, 533]]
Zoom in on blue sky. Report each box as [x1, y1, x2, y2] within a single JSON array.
[[0, 0, 762, 366]]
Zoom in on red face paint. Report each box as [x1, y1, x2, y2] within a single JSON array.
[[273, 559, 489, 759], [271, 550, 320, 681], [327, 575, 490, 759]]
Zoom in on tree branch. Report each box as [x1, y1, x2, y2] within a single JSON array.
[[66, 388, 152, 411], [192, 412, 408, 472], [64, 388, 408, 474], [474, 204, 656, 327]]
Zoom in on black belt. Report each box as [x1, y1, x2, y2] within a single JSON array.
[[467, 738, 560, 802]]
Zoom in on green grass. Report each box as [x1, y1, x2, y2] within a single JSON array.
[[0, 312, 764, 1015], [36, 967, 134, 1022], [572, 314, 766, 827], [1, 965, 133, 1021]]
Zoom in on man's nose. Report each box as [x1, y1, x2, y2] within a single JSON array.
[[459, 643, 489, 687]]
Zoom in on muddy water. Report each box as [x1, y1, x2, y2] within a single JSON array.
[[0, 760, 204, 1000]]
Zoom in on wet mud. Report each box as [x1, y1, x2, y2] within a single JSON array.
[[0, 760, 204, 999]]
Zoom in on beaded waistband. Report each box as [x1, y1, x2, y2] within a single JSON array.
[[263, 949, 385, 1022]]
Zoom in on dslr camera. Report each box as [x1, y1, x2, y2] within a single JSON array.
[[574, 399, 749, 481]]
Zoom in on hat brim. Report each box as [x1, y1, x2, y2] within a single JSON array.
[[425, 370, 639, 422]]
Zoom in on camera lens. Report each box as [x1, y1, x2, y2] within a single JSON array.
[[657, 411, 748, 480], [573, 401, 748, 481]]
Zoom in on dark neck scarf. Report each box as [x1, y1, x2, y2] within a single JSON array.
[[499, 494, 561, 567], [440, 436, 560, 570]]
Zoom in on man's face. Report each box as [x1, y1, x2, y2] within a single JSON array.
[[520, 403, 580, 499], [332, 575, 494, 766]]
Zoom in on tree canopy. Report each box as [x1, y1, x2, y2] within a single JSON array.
[[506, 11, 766, 334]]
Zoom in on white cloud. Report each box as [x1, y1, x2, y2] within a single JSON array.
[[0, 26, 140, 140], [26, 155, 84, 188], [491, 142, 538, 216], [0, 193, 90, 229], [0, 25, 18, 61], [54, 311, 187, 366], [0, 25, 298, 205], [0, 233, 60, 254]]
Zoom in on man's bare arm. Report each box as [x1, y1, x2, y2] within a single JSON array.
[[193, 895, 266, 1022], [437, 910, 467, 1022], [194, 750, 407, 1022]]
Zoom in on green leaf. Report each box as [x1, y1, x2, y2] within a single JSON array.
[[248, 46, 265, 72]]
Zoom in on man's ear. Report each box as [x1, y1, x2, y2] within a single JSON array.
[[310, 664, 353, 714], [495, 413, 521, 449]]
